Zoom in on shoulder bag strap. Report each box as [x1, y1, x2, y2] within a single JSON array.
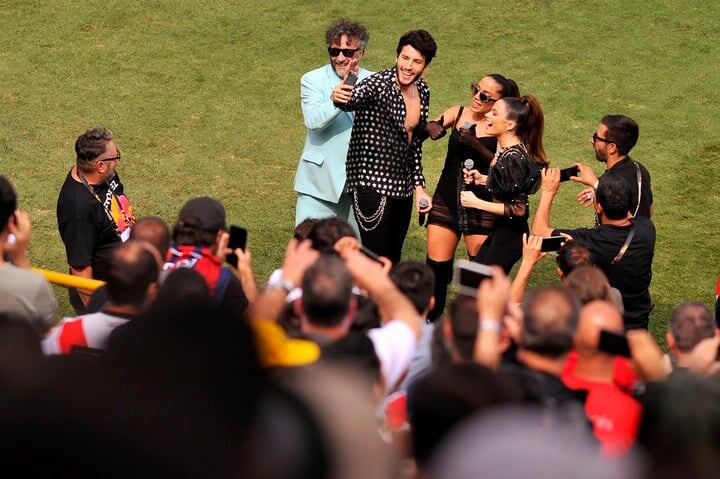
[[611, 227, 636, 264], [631, 161, 642, 218]]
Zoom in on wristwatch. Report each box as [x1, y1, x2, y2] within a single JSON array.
[[267, 276, 295, 294]]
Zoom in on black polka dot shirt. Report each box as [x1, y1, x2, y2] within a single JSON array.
[[338, 67, 429, 198]]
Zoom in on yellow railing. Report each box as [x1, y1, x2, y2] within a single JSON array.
[[32, 268, 105, 291]]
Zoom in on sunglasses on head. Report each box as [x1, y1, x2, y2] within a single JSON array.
[[328, 46, 359, 58], [470, 84, 497, 103]]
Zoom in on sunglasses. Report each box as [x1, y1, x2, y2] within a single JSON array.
[[591, 133, 613, 144], [470, 84, 497, 103], [328, 46, 359, 58], [98, 150, 121, 162]]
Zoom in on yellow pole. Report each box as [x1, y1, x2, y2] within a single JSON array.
[[32, 268, 105, 291]]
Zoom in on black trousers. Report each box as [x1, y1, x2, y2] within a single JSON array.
[[352, 186, 413, 265]]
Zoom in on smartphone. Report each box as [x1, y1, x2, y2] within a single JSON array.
[[225, 225, 248, 267], [454, 259, 493, 297], [344, 72, 358, 86], [598, 330, 631, 358], [540, 235, 565, 252], [359, 245, 383, 265], [462, 121, 472, 129], [559, 166, 579, 182]]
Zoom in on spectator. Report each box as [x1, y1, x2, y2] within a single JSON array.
[[565, 265, 624, 312], [502, 287, 593, 441], [666, 302, 718, 375], [390, 261, 435, 390], [431, 408, 635, 479], [572, 114, 653, 219], [0, 176, 57, 334], [57, 128, 136, 313], [164, 197, 250, 315], [268, 217, 361, 305], [85, 216, 171, 313], [307, 216, 359, 255], [43, 240, 160, 354], [533, 169, 655, 329], [293, 218, 319, 241], [561, 300, 643, 455], [510, 236, 624, 312], [408, 363, 518, 469], [637, 375, 720, 479], [296, 255, 356, 345]]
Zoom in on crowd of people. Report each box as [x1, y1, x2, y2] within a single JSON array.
[[1, 17, 720, 479]]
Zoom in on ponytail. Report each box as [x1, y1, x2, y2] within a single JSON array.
[[503, 95, 547, 166], [487, 73, 520, 99]]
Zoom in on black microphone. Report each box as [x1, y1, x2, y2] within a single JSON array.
[[418, 197, 429, 226]]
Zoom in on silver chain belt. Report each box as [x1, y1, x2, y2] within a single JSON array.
[[352, 189, 387, 231]]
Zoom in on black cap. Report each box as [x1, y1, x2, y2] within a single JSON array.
[[177, 197, 226, 232]]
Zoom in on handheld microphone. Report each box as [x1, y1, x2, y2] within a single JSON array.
[[459, 159, 475, 231], [418, 197, 429, 226], [462, 159, 475, 191], [463, 159, 475, 188]]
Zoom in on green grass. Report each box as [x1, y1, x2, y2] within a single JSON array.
[[1, 0, 718, 343]]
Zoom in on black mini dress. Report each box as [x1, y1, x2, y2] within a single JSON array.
[[427, 107, 497, 235]]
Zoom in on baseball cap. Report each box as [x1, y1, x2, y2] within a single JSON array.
[[178, 197, 226, 232]]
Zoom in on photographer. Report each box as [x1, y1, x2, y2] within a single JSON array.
[[532, 169, 655, 330]]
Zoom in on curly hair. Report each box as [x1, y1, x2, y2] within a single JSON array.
[[325, 19, 369, 50]]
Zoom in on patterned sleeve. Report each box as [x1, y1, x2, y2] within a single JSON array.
[[337, 72, 381, 112]]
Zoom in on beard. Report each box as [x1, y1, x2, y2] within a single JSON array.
[[395, 68, 423, 86], [594, 148, 607, 163]]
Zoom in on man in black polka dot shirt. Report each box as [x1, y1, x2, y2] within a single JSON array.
[[332, 29, 437, 264]]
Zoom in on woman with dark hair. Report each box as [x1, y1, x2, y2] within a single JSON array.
[[423, 74, 519, 320], [460, 95, 547, 273]]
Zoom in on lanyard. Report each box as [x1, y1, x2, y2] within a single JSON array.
[[76, 169, 121, 235]]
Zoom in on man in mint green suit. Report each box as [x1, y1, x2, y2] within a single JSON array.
[[294, 20, 372, 231]]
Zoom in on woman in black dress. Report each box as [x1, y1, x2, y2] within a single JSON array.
[[423, 74, 519, 321], [460, 95, 547, 274]]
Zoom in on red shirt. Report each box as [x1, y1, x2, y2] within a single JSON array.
[[164, 245, 224, 294], [561, 351, 642, 456]]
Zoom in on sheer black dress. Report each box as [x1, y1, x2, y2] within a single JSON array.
[[472, 144, 541, 274]]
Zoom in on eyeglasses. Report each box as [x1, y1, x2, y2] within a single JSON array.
[[470, 84, 497, 103], [98, 150, 121, 162], [591, 133, 613, 144], [328, 46, 359, 58]]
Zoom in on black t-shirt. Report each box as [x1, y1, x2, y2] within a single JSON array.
[[554, 216, 656, 329], [604, 157, 653, 218], [56, 171, 126, 280]]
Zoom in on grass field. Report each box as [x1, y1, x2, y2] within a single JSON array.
[[1, 0, 718, 341]]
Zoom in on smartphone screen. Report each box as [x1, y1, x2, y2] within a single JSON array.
[[462, 121, 472, 129], [226, 225, 248, 267], [598, 330, 631, 357], [359, 246, 383, 264], [540, 236, 565, 252], [454, 259, 493, 297], [559, 166, 579, 182], [344, 72, 358, 86]]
